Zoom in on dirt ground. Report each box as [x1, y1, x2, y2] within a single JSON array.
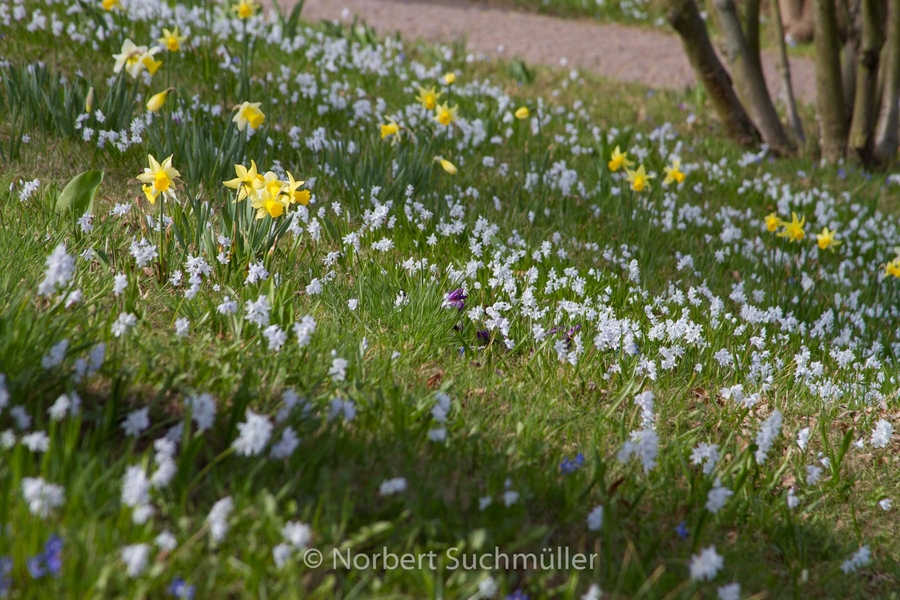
[[296, 0, 816, 104]]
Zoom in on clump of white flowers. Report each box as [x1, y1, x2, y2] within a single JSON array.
[[754, 410, 782, 464], [22, 477, 65, 518]]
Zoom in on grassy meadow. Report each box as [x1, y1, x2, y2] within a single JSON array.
[[0, 0, 899, 598]]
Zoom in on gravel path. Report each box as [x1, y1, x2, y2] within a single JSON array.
[[298, 0, 816, 104]]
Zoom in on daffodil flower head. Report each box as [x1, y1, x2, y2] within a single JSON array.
[[415, 86, 442, 111], [434, 156, 458, 175], [625, 165, 655, 192], [146, 89, 173, 113], [101, 0, 121, 11], [777, 212, 806, 242], [434, 102, 458, 127], [514, 106, 530, 120], [608, 145, 634, 172], [159, 27, 187, 52], [251, 188, 286, 220], [260, 171, 287, 200], [764, 212, 782, 233], [443, 72, 456, 85], [283, 172, 310, 206], [141, 51, 163, 76], [113, 39, 149, 79], [142, 184, 160, 206], [816, 226, 841, 251], [137, 154, 180, 198], [223, 161, 262, 202], [232, 0, 259, 20], [884, 258, 900, 279], [663, 159, 685, 185], [380, 119, 400, 141], [233, 101, 265, 131]]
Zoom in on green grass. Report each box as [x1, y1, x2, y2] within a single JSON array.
[[0, 1, 899, 599]]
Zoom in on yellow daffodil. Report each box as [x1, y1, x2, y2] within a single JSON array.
[[777, 212, 806, 242], [415, 86, 442, 110], [258, 171, 287, 200], [85, 87, 95, 113], [113, 39, 148, 79], [514, 106, 530, 120], [885, 258, 900, 278], [816, 226, 841, 251], [232, 101, 265, 131], [136, 154, 179, 197], [101, 0, 120, 11], [625, 165, 655, 192], [232, 0, 259, 20], [443, 72, 456, 85], [159, 27, 187, 52], [608, 145, 634, 172], [380, 119, 400, 140], [141, 51, 163, 75], [146, 89, 171, 113], [283, 172, 310, 205], [663, 159, 685, 185], [434, 156, 458, 175], [223, 161, 262, 201], [251, 189, 285, 219], [764, 212, 782, 233], [142, 184, 160, 205], [434, 102, 458, 127]]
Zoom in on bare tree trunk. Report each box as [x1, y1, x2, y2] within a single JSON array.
[[666, 0, 761, 146], [814, 0, 851, 159], [874, 0, 900, 160], [772, 0, 807, 141], [711, 0, 794, 152], [847, 0, 884, 162], [745, 0, 763, 75], [840, 0, 860, 119], [781, 0, 815, 42]]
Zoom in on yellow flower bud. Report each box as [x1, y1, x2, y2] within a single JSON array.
[[444, 72, 456, 85], [85, 87, 95, 113], [515, 106, 530, 120], [434, 156, 458, 175], [146, 89, 169, 113]]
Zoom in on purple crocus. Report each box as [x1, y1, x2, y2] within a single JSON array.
[[169, 577, 196, 599], [444, 288, 467, 311]]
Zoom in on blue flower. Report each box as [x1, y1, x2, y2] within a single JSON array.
[[27, 555, 45, 580], [675, 521, 689, 540], [43, 535, 63, 577], [0, 556, 12, 597], [560, 453, 585, 474], [169, 577, 196, 599], [507, 591, 529, 600]]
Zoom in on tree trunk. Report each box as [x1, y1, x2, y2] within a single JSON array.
[[711, 0, 794, 152], [847, 0, 884, 162], [773, 0, 807, 141], [781, 0, 815, 42], [745, 0, 763, 75], [666, 0, 761, 146], [814, 0, 851, 159], [874, 0, 900, 160]]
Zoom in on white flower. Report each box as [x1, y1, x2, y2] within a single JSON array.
[[840, 546, 872, 573], [112, 312, 138, 337], [870, 419, 894, 449], [38, 243, 75, 295], [806, 464, 823, 485], [754, 410, 782, 464], [41, 339, 69, 370], [502, 490, 519, 506], [690, 442, 720, 475], [379, 477, 407, 496], [586, 505, 603, 531], [689, 545, 724, 581], [207, 496, 234, 543], [706, 479, 733, 513], [263, 325, 288, 352], [329, 356, 348, 382], [327, 398, 356, 422], [122, 407, 150, 437], [796, 427, 810, 450], [244, 260, 269, 285], [348, 298, 358, 310], [270, 427, 300, 459], [786, 487, 799, 509], [174, 318, 190, 337], [305, 278, 323, 295], [132, 503, 155, 524], [21, 477, 65, 517], [293, 315, 317, 348], [48, 394, 71, 421], [113, 272, 128, 296], [282, 521, 312, 548], [121, 466, 150, 507], [427, 428, 447, 442], [273, 543, 292, 568], [155, 530, 177, 551], [232, 409, 272, 456], [217, 296, 238, 315], [617, 429, 658, 473], [879, 498, 892, 511], [185, 393, 216, 432], [11, 406, 31, 430], [21, 431, 50, 453], [717, 583, 740, 600], [129, 238, 158, 268], [0, 373, 8, 410], [121, 544, 150, 577], [581, 584, 602, 600], [244, 295, 270, 328], [478, 576, 498, 598]]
